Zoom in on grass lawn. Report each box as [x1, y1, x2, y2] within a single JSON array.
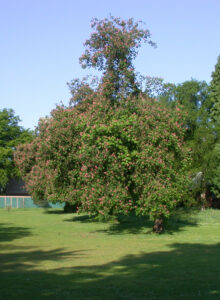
[[0, 208, 220, 299]]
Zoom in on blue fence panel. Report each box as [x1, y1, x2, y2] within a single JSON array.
[[18, 198, 24, 208], [0, 196, 64, 209], [24, 197, 39, 208], [0, 197, 5, 208]]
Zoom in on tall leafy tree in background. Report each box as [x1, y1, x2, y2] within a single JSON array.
[[210, 55, 220, 123], [171, 80, 209, 139], [172, 80, 217, 202], [205, 55, 220, 202], [167, 80, 214, 170], [148, 79, 210, 139], [0, 108, 33, 193]]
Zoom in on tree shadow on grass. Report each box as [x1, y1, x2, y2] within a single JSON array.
[[66, 210, 199, 235], [67, 214, 97, 222], [1, 242, 220, 299], [43, 208, 66, 215], [65, 213, 153, 234], [96, 214, 154, 235], [163, 210, 199, 234], [0, 223, 32, 243], [0, 246, 85, 271], [97, 214, 198, 235]]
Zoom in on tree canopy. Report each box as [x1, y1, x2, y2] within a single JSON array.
[[15, 96, 191, 232]]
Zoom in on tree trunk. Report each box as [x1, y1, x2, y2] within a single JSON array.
[[64, 202, 77, 213], [153, 218, 164, 233]]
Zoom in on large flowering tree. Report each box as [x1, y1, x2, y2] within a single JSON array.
[[15, 16, 191, 232], [15, 96, 191, 232]]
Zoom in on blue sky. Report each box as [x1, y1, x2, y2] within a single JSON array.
[[1, 0, 220, 130]]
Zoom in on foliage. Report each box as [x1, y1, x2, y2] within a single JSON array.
[[171, 80, 215, 179], [151, 79, 210, 139], [145, 77, 219, 205], [144, 76, 175, 100], [172, 80, 210, 141], [205, 143, 220, 199], [15, 96, 191, 231], [145, 78, 211, 140], [79, 16, 156, 102], [204, 55, 220, 201], [210, 55, 220, 123], [0, 108, 33, 193], [14, 117, 54, 205], [67, 76, 99, 105]]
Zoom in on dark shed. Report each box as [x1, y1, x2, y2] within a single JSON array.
[[5, 179, 29, 196]]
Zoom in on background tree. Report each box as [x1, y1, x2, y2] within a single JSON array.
[[203, 55, 220, 203], [144, 76, 175, 101], [147, 79, 210, 140], [0, 108, 33, 193], [210, 55, 220, 123]]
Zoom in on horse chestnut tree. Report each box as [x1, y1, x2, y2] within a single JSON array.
[[15, 16, 191, 232]]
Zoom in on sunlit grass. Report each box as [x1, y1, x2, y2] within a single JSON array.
[[0, 208, 220, 299]]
